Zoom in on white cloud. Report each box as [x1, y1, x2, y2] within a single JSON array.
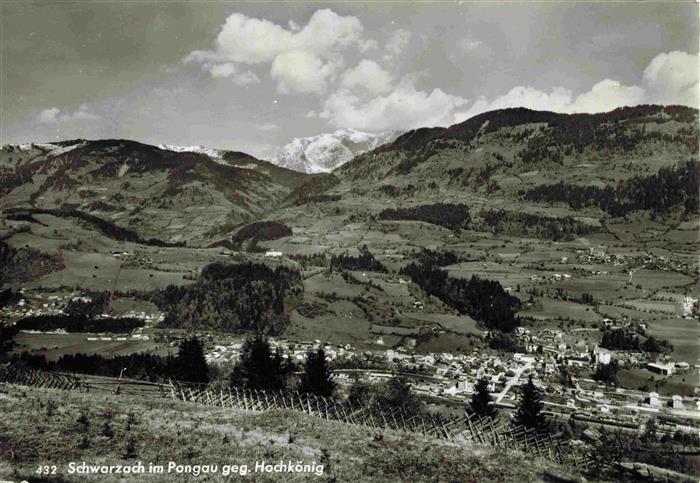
[[454, 51, 699, 122], [571, 79, 644, 113], [340, 60, 392, 94], [183, 49, 222, 65], [320, 78, 468, 131], [209, 62, 237, 79], [458, 86, 575, 121], [457, 38, 483, 54], [232, 70, 260, 86], [37, 107, 60, 124], [185, 9, 363, 93], [213, 9, 362, 64], [205, 62, 261, 86], [254, 123, 279, 131], [641, 51, 698, 106], [152, 87, 186, 98], [37, 105, 100, 124], [360, 39, 378, 53], [383, 29, 411, 63], [271, 51, 339, 94]]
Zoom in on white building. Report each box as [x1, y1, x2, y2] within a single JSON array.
[[596, 351, 612, 365], [681, 296, 697, 317], [648, 392, 661, 408], [647, 362, 674, 376], [457, 380, 474, 392]]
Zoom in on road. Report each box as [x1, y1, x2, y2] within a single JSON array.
[[494, 361, 532, 405]]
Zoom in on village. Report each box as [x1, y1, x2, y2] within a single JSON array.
[[3, 284, 698, 433], [201, 328, 700, 435]]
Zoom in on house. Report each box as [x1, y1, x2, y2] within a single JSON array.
[[647, 362, 674, 376], [457, 380, 473, 392], [671, 395, 684, 410], [596, 351, 612, 365], [648, 392, 661, 408], [265, 251, 283, 257], [514, 353, 535, 364]]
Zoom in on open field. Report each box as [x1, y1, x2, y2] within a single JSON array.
[[521, 298, 600, 324], [644, 317, 699, 363], [403, 312, 481, 336], [11, 332, 169, 360]]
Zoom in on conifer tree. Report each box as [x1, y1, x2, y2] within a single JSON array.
[[176, 337, 209, 383], [299, 347, 335, 397], [468, 377, 496, 418], [514, 375, 545, 430], [376, 375, 422, 417], [229, 334, 290, 390]]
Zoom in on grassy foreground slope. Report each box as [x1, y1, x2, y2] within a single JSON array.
[[0, 385, 583, 482]]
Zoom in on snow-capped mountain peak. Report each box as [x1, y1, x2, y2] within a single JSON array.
[[271, 128, 402, 173], [157, 144, 224, 160]]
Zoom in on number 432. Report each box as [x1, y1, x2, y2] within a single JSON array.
[[36, 465, 57, 475]]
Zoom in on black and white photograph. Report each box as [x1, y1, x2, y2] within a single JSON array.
[[0, 1, 698, 481]]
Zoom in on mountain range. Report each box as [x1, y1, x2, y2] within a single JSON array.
[[1, 105, 697, 249], [270, 128, 402, 173]]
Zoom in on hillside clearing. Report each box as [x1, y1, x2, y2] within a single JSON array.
[[0, 384, 582, 482]]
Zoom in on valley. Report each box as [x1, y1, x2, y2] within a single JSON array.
[[1, 105, 698, 479]]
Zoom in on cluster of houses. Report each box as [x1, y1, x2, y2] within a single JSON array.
[[578, 246, 692, 274], [204, 338, 356, 365], [0, 290, 164, 330], [0, 291, 68, 319]]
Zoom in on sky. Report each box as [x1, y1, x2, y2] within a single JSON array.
[[1, 1, 698, 158]]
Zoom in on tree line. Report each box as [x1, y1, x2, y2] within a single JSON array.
[[523, 160, 699, 216], [11, 314, 143, 333], [329, 245, 386, 273], [6, 337, 208, 383], [378, 203, 471, 230], [600, 328, 672, 353], [480, 209, 596, 241]]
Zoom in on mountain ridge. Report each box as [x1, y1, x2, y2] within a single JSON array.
[[0, 139, 311, 245], [271, 127, 402, 173]]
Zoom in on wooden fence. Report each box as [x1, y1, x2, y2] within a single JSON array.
[[164, 380, 584, 467], [0, 363, 85, 392], [0, 363, 583, 468]]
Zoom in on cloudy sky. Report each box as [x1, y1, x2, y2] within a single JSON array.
[[1, 1, 698, 157]]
